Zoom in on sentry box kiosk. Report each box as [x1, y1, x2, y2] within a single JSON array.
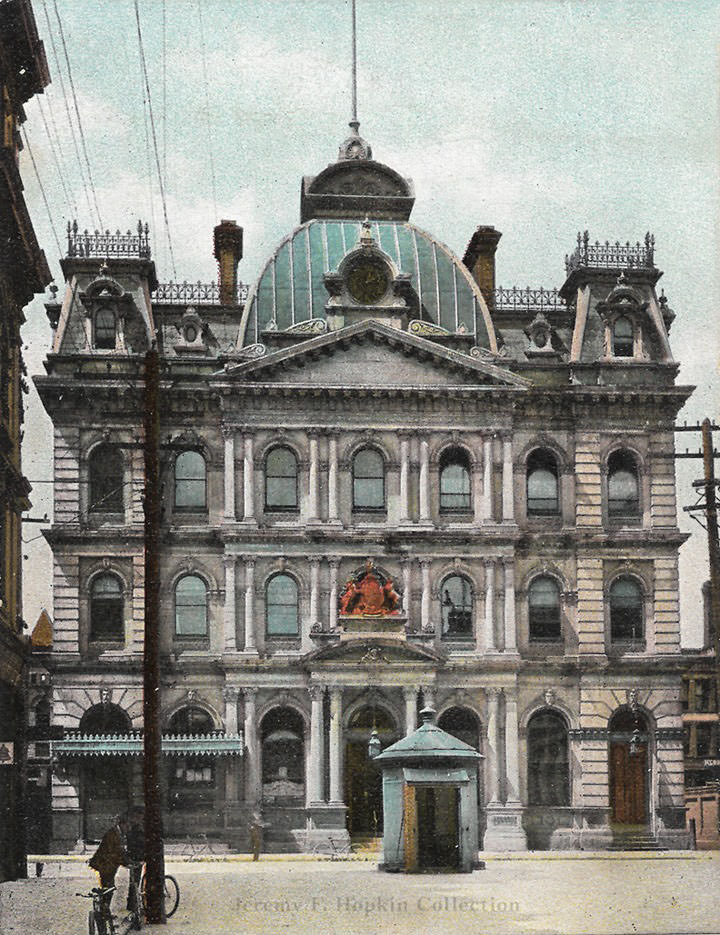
[[373, 707, 483, 873]]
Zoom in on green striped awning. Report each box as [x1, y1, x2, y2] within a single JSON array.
[[51, 732, 244, 757]]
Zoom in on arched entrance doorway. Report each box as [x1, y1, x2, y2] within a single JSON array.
[[79, 703, 132, 841], [609, 708, 650, 826], [260, 707, 305, 802], [344, 704, 399, 836], [438, 706, 484, 804]]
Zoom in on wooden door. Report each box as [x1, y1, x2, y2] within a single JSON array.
[[610, 741, 647, 824], [403, 784, 418, 872]]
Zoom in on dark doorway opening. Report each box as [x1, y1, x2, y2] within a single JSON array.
[[416, 786, 460, 870], [344, 704, 399, 836]]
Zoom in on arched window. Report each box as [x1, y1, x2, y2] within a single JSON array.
[[608, 449, 639, 517], [612, 316, 634, 357], [80, 703, 131, 735], [526, 449, 559, 515], [439, 448, 471, 511], [527, 710, 569, 806], [610, 576, 644, 642], [167, 707, 215, 807], [94, 307, 116, 349], [528, 576, 562, 641], [352, 448, 385, 510], [261, 707, 305, 797], [266, 574, 299, 637], [90, 573, 124, 641], [88, 444, 123, 513], [265, 447, 298, 511], [438, 707, 481, 751], [174, 450, 206, 509], [441, 575, 473, 639], [174, 575, 208, 636]]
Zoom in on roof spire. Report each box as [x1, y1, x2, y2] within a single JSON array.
[[338, 0, 372, 161]]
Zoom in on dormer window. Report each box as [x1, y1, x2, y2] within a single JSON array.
[[94, 307, 116, 349], [612, 316, 634, 357]]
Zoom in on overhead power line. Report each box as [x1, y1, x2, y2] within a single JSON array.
[[51, 0, 103, 230], [39, 0, 95, 227], [197, 0, 218, 220], [36, 93, 76, 217], [134, 0, 177, 278], [22, 127, 63, 257]]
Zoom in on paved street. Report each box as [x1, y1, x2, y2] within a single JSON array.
[[1, 854, 718, 935]]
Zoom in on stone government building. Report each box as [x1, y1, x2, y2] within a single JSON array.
[[33, 121, 693, 852]]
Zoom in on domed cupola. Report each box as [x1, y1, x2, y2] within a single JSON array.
[[300, 120, 415, 223]]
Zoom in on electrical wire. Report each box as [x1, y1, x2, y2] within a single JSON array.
[[38, 0, 95, 227], [197, 0, 218, 220], [51, 0, 103, 230], [22, 127, 63, 257], [36, 94, 76, 217], [134, 0, 177, 279]]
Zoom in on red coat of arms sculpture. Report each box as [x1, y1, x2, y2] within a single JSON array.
[[339, 561, 400, 616]]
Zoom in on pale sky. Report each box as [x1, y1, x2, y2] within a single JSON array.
[[18, 0, 720, 645]]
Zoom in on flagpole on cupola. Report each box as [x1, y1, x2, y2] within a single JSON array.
[[351, 0, 358, 127]]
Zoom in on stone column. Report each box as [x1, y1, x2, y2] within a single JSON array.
[[328, 558, 339, 631], [486, 688, 501, 804], [399, 432, 411, 522], [504, 689, 521, 804], [502, 556, 517, 653], [327, 432, 339, 523], [404, 687, 418, 735], [309, 558, 320, 628], [501, 433, 514, 522], [224, 686, 240, 734], [243, 688, 260, 805], [420, 560, 431, 632], [223, 555, 237, 652], [482, 434, 493, 522], [421, 685, 436, 710], [242, 431, 255, 523], [307, 430, 320, 522], [328, 688, 343, 804], [473, 457, 483, 525], [244, 557, 257, 652], [484, 558, 497, 652], [401, 559, 412, 616], [419, 437, 431, 522], [308, 685, 325, 804], [222, 426, 236, 521]]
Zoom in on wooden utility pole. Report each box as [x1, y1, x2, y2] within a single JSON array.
[[143, 345, 166, 924], [701, 419, 720, 707]]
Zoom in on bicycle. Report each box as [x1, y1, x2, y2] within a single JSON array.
[[311, 836, 364, 860], [76, 884, 117, 935], [139, 866, 180, 919]]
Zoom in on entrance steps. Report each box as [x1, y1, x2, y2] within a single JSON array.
[[609, 827, 667, 852]]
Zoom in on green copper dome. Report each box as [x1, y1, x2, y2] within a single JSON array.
[[238, 218, 497, 351]]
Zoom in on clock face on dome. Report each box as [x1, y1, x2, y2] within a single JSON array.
[[347, 259, 390, 305]]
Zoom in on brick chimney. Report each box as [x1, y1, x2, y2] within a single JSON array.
[[462, 225, 502, 309], [213, 220, 243, 305]]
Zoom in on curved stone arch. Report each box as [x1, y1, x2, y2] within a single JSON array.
[[600, 439, 646, 475], [604, 566, 651, 601], [431, 437, 478, 469], [336, 241, 400, 283], [261, 565, 307, 597], [436, 563, 481, 597], [519, 562, 567, 595], [79, 700, 133, 734], [257, 697, 310, 733], [166, 431, 215, 469], [83, 433, 129, 466], [85, 275, 125, 299], [162, 697, 223, 732], [607, 702, 657, 734], [165, 561, 218, 598], [516, 436, 569, 472], [520, 699, 576, 735], [343, 690, 402, 734], [257, 437, 304, 466], [84, 563, 130, 599], [436, 697, 485, 728], [341, 437, 394, 471]]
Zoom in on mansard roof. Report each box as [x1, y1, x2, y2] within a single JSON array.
[[238, 218, 497, 351], [224, 318, 530, 388]]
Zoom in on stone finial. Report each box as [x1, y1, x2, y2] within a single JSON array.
[[419, 706, 436, 725]]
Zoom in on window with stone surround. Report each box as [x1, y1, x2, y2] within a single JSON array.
[[266, 573, 299, 637], [89, 573, 124, 641], [265, 446, 298, 511], [174, 575, 208, 637], [609, 576, 644, 642], [608, 449, 640, 517], [167, 707, 215, 809], [94, 307, 116, 349], [612, 315, 634, 357], [174, 450, 207, 510], [88, 444, 123, 513], [526, 449, 559, 515], [528, 576, 561, 641], [527, 710, 569, 806], [439, 447, 471, 511], [440, 575, 473, 640], [352, 447, 385, 511]]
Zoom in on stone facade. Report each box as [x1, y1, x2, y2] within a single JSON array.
[[35, 127, 695, 852]]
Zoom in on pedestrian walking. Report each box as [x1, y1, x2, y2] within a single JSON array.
[[88, 814, 129, 915], [249, 810, 266, 861]]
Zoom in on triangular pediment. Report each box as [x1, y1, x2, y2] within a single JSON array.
[[223, 320, 530, 389], [303, 637, 446, 667]]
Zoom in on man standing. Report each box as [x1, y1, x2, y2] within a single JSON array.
[[88, 814, 129, 914]]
